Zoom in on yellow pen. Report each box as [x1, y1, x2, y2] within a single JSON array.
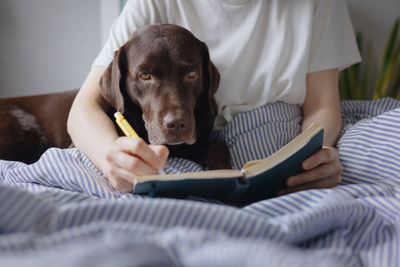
[[114, 112, 140, 139], [114, 112, 165, 175]]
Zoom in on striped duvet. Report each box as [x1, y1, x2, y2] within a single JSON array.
[[0, 98, 399, 267]]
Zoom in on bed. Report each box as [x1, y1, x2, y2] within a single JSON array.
[[1, 98, 399, 267]]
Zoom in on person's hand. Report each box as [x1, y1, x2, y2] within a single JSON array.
[[277, 146, 343, 196], [102, 137, 169, 193]]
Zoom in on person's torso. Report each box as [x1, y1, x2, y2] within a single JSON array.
[[119, 0, 316, 128]]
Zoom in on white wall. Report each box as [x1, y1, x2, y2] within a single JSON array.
[[0, 0, 398, 98], [0, 0, 119, 98], [347, 0, 400, 64], [99, 0, 121, 45]]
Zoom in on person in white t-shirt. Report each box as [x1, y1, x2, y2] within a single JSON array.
[[67, 0, 361, 194]]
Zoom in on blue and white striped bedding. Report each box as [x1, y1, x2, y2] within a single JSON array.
[[1, 98, 400, 267]]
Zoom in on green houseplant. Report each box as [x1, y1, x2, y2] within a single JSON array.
[[339, 19, 400, 100]]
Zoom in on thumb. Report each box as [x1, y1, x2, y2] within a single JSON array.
[[149, 145, 169, 169]]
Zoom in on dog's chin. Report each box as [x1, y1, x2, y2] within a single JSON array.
[[144, 121, 196, 146], [149, 136, 196, 146], [147, 131, 197, 146], [165, 141, 185, 146], [168, 136, 196, 146]]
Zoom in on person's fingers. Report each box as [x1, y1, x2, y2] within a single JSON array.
[[105, 149, 158, 176], [115, 137, 165, 169], [109, 176, 134, 193], [149, 145, 169, 168], [102, 138, 169, 193], [278, 146, 343, 196], [286, 160, 343, 187], [302, 146, 339, 170], [277, 174, 342, 196], [102, 158, 135, 193]]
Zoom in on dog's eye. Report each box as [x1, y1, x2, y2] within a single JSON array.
[[139, 72, 151, 81], [187, 71, 198, 80]]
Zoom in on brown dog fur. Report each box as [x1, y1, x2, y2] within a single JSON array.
[[0, 90, 77, 163]]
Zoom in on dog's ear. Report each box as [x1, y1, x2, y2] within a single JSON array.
[[207, 61, 220, 99], [100, 47, 126, 113], [201, 42, 220, 117]]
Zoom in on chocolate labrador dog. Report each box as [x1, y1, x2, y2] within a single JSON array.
[[0, 24, 231, 169]]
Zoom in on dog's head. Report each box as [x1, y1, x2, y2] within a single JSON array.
[[100, 24, 220, 145]]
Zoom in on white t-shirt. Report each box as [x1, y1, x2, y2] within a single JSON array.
[[93, 0, 361, 129]]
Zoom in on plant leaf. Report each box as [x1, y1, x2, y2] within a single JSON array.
[[374, 19, 399, 98]]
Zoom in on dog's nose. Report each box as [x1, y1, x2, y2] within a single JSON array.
[[163, 113, 188, 134]]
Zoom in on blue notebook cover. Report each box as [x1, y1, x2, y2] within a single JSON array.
[[134, 123, 324, 205]]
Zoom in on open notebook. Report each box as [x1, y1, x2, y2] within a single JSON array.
[[134, 122, 324, 205]]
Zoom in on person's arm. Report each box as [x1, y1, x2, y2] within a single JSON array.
[[67, 66, 168, 192], [68, 66, 117, 169], [302, 69, 342, 146], [278, 68, 343, 195]]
